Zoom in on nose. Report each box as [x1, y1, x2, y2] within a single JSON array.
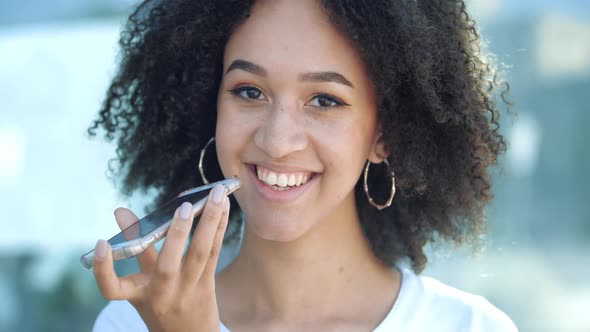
[[254, 103, 308, 159]]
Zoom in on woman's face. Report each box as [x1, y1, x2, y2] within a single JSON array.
[[216, 0, 383, 241]]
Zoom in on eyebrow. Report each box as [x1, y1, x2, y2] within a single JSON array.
[[226, 59, 267, 76], [299, 72, 354, 88], [226, 59, 354, 88]]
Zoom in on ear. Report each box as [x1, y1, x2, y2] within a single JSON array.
[[368, 130, 389, 163]]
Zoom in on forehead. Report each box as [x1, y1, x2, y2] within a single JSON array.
[[223, 0, 368, 79]]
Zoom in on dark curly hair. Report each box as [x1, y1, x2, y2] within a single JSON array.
[[88, 0, 510, 273]]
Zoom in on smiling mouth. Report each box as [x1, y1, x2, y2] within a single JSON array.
[[249, 164, 318, 191]]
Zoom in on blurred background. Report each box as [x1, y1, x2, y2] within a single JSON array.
[[0, 0, 588, 331]]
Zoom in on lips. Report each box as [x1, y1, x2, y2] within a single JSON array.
[[246, 163, 320, 201], [255, 165, 313, 188]]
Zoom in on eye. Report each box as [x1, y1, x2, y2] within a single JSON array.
[[307, 94, 350, 110], [228, 86, 267, 101]]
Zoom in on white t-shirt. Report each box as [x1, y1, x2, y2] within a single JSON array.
[[93, 268, 518, 331]]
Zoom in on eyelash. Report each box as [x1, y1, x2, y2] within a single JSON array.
[[228, 86, 267, 101], [227, 86, 350, 111]]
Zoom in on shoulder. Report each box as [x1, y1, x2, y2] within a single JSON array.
[[92, 300, 148, 332], [380, 268, 518, 332], [93, 300, 231, 332], [419, 273, 517, 331]]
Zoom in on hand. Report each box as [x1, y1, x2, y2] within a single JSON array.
[[92, 184, 230, 332]]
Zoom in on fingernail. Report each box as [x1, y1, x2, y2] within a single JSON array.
[[211, 184, 225, 204], [179, 202, 192, 219], [95, 240, 107, 261]]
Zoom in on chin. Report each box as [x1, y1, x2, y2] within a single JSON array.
[[243, 212, 313, 243]]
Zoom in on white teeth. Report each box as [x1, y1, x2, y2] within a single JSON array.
[[267, 172, 277, 186], [256, 166, 313, 188], [277, 173, 289, 187], [288, 174, 296, 186]]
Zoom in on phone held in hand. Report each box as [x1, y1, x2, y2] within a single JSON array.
[[80, 177, 240, 269]]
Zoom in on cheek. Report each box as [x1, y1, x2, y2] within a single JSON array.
[[315, 115, 376, 201], [215, 104, 238, 174], [317, 117, 374, 163], [216, 96, 262, 135], [214, 102, 259, 172]]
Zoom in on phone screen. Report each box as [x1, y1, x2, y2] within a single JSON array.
[[80, 181, 226, 269], [109, 187, 210, 246]]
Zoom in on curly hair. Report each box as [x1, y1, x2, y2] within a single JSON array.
[[88, 0, 510, 273]]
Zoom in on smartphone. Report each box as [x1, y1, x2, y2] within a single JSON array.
[[80, 177, 240, 269]]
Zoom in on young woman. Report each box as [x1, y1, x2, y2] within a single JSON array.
[[89, 0, 517, 331]]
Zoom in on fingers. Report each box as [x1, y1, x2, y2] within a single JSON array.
[[114, 207, 157, 273], [93, 240, 148, 300], [114, 207, 140, 239], [181, 184, 228, 286], [201, 196, 230, 279], [153, 201, 195, 284]]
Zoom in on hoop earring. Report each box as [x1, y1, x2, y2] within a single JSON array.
[[199, 137, 215, 184], [363, 159, 396, 210]]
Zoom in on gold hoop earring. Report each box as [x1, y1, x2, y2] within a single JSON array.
[[199, 137, 215, 184], [363, 159, 396, 210]]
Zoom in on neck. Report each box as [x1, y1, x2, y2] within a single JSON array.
[[218, 194, 397, 323]]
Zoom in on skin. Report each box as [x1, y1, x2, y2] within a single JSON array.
[[215, 0, 401, 331], [93, 0, 401, 331], [94, 187, 231, 332]]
